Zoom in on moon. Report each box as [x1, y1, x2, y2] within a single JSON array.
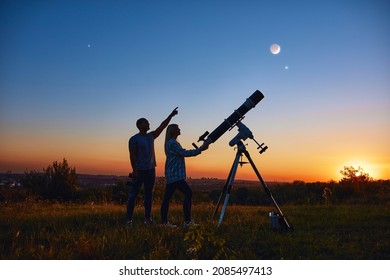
[[270, 44, 281, 55]]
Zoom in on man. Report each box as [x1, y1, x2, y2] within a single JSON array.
[[126, 107, 178, 225]]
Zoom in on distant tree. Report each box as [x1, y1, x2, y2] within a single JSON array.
[[339, 166, 373, 195], [22, 158, 78, 200], [292, 180, 306, 186], [21, 170, 47, 197], [44, 158, 78, 200], [340, 166, 372, 184]]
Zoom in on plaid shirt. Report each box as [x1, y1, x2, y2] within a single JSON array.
[[165, 139, 201, 184]]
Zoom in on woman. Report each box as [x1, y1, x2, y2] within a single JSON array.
[[161, 124, 208, 228]]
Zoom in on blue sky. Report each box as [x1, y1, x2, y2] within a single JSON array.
[[1, 0, 389, 181]]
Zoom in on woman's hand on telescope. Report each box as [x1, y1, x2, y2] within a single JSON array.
[[199, 142, 209, 152]]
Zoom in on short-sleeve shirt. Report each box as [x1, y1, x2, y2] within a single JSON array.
[[129, 132, 156, 171]]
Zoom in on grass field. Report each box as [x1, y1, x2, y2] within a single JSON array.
[[0, 202, 389, 260]]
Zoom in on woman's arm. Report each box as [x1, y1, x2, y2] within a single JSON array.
[[168, 140, 201, 157]]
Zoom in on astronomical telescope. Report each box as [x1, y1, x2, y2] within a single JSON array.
[[192, 90, 264, 148], [195, 90, 293, 231]]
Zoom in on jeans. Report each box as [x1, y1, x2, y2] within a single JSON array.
[[126, 168, 155, 221], [161, 180, 192, 223]]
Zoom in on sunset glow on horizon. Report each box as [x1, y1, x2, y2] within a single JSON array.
[[1, 1, 389, 182]]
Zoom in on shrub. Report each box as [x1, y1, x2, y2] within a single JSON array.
[[21, 158, 78, 200]]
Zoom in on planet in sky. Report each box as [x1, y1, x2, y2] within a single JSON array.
[[270, 43, 281, 55]]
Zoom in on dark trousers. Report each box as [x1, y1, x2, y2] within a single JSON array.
[[161, 180, 192, 223], [126, 168, 155, 221]]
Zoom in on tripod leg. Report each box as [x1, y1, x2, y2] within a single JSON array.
[[243, 150, 293, 231], [212, 170, 232, 219], [217, 152, 241, 227], [211, 185, 226, 220], [212, 151, 239, 219]]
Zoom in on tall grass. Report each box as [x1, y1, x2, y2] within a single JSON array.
[[0, 202, 389, 259]]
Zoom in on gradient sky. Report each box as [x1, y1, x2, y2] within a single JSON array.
[[1, 0, 389, 182]]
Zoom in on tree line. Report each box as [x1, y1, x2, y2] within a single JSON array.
[[0, 159, 389, 205]]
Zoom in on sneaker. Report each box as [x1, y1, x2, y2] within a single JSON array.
[[126, 220, 133, 227], [162, 221, 178, 228], [183, 220, 199, 228], [144, 219, 154, 225]]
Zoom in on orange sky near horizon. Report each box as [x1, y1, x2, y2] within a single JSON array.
[[1, 126, 389, 182], [1, 150, 388, 183]]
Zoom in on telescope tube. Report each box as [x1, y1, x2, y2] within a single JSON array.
[[205, 90, 264, 144]]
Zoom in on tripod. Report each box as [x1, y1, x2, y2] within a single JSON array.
[[212, 140, 293, 231]]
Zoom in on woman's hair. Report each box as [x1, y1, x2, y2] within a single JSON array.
[[165, 124, 178, 154]]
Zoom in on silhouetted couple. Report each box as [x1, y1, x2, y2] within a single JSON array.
[[126, 108, 208, 228]]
